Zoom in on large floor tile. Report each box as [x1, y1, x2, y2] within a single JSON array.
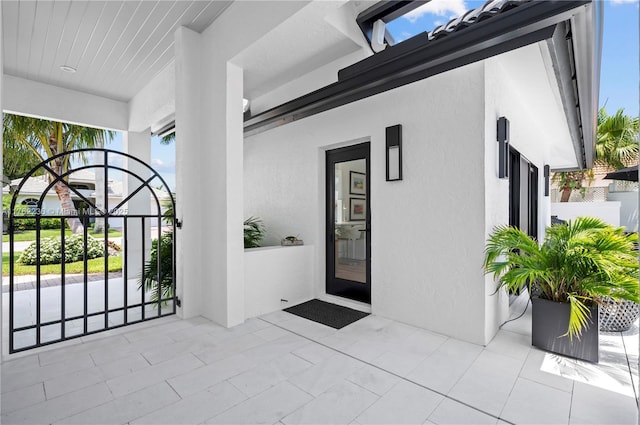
[[97, 352, 151, 380], [427, 398, 498, 425], [229, 353, 312, 397], [341, 335, 394, 363], [37, 334, 129, 366], [355, 380, 442, 425], [193, 332, 268, 364], [89, 333, 174, 365], [141, 332, 218, 364], [1, 383, 46, 414], [485, 329, 531, 361], [241, 333, 310, 365], [2, 352, 95, 394], [370, 348, 431, 376], [283, 381, 378, 425], [292, 341, 337, 364], [54, 381, 180, 424], [1, 355, 40, 374], [168, 353, 256, 397], [288, 353, 365, 396], [500, 378, 571, 424], [570, 381, 638, 424], [569, 355, 636, 397], [347, 364, 400, 396], [448, 350, 523, 416], [207, 381, 313, 424], [277, 316, 337, 340], [253, 324, 293, 341], [518, 348, 575, 393], [2, 382, 113, 424], [404, 338, 483, 394], [44, 366, 105, 399], [132, 381, 247, 424], [106, 352, 204, 397]]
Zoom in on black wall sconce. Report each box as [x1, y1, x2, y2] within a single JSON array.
[[386, 124, 402, 181], [544, 165, 550, 196], [497, 117, 510, 179]]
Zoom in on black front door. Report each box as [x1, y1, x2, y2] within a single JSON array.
[[326, 143, 371, 304]]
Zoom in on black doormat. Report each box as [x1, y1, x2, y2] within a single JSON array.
[[284, 299, 370, 329]]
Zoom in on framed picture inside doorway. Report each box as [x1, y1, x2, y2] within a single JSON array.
[[350, 171, 366, 195], [349, 198, 366, 221]]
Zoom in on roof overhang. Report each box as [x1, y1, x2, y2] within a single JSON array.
[[244, 0, 601, 167]]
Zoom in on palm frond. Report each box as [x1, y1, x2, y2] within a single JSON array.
[[484, 216, 639, 336]]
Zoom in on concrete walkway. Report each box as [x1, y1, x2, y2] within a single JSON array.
[[1, 272, 123, 293]]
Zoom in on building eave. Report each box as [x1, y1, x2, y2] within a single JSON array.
[[244, 0, 592, 137]]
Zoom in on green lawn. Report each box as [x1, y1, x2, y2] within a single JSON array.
[[2, 252, 122, 276], [3, 229, 122, 243]]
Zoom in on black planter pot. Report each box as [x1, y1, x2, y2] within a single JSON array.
[[531, 297, 599, 363]]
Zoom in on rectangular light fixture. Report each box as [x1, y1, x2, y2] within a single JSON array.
[[386, 124, 402, 181], [497, 117, 509, 179], [544, 165, 550, 196]]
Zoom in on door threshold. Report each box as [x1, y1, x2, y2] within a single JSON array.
[[319, 294, 372, 314]]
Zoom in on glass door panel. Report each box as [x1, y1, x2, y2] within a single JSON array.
[[326, 143, 370, 303]]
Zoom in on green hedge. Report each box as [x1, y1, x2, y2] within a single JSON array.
[[19, 234, 104, 265]]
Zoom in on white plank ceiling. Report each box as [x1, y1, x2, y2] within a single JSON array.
[[2, 1, 231, 102]]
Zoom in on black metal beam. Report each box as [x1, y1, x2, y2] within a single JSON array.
[[244, 1, 589, 137], [340, 1, 588, 81], [245, 25, 554, 136]]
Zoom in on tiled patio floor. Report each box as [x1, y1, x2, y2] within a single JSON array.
[[1, 298, 638, 424]]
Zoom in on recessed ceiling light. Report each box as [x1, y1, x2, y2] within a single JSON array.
[[60, 65, 77, 73]]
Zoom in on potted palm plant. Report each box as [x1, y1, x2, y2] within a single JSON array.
[[484, 216, 638, 363]]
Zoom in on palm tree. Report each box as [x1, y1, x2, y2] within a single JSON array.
[[2, 136, 42, 181], [594, 107, 639, 170], [3, 114, 114, 233], [553, 107, 638, 201]]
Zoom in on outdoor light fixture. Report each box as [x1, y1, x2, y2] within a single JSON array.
[[544, 165, 550, 196], [386, 124, 402, 181], [497, 116, 509, 178], [59, 65, 77, 73]]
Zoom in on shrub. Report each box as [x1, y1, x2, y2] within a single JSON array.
[[139, 231, 174, 303], [19, 234, 104, 265], [12, 206, 69, 231], [244, 217, 265, 248]]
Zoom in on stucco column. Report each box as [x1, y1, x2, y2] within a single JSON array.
[[175, 26, 244, 326], [122, 130, 152, 280]]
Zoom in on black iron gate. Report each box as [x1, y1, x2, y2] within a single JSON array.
[[8, 148, 177, 353]]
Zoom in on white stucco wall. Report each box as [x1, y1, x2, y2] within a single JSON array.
[[551, 201, 621, 227], [245, 62, 489, 345], [128, 64, 175, 133], [482, 46, 558, 340], [244, 245, 315, 318], [607, 191, 638, 231], [245, 41, 572, 345]]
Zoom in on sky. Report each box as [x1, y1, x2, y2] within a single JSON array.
[[106, 134, 175, 192], [107, 0, 638, 191]]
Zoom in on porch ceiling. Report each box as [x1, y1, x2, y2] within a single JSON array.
[[235, 1, 373, 102], [2, 0, 230, 103]]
